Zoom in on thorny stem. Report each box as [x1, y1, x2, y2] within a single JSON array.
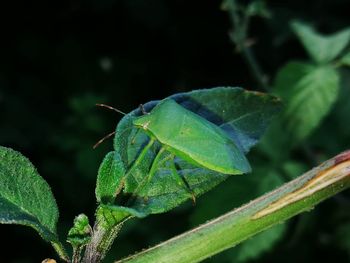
[[115, 150, 350, 263]]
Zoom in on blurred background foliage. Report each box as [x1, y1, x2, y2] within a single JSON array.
[[0, 0, 349, 262]]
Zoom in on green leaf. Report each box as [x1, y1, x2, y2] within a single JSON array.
[[0, 146, 59, 242], [340, 52, 350, 67], [97, 204, 146, 227], [96, 151, 125, 204], [282, 65, 339, 142], [291, 20, 350, 63], [112, 87, 281, 216], [268, 62, 340, 151], [67, 214, 92, 248]]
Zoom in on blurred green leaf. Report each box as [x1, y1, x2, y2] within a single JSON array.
[[113, 87, 281, 216], [67, 214, 92, 248], [274, 62, 340, 146], [281, 161, 308, 180], [340, 52, 350, 67], [232, 224, 285, 262], [96, 151, 125, 204], [336, 223, 350, 256], [291, 21, 350, 63], [246, 0, 271, 18], [0, 146, 59, 242]]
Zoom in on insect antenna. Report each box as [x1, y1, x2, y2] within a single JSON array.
[[93, 131, 116, 149], [96, 103, 127, 115], [93, 103, 127, 149]]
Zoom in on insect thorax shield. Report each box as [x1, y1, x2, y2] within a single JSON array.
[[133, 99, 251, 175]]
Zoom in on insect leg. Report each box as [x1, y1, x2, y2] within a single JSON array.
[[124, 137, 156, 179], [169, 155, 196, 204], [129, 128, 141, 145], [126, 146, 166, 205]]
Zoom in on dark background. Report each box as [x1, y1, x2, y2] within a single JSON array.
[[0, 0, 349, 262]]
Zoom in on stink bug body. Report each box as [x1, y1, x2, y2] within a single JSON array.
[[132, 99, 251, 194]]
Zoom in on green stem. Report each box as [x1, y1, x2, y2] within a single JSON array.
[[82, 139, 156, 263], [72, 246, 82, 263], [51, 241, 70, 262], [82, 216, 124, 263], [226, 0, 269, 90], [115, 150, 350, 263]]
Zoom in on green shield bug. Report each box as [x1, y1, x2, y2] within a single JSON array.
[[133, 99, 251, 175], [96, 98, 251, 201]]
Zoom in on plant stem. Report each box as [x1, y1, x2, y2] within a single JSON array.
[[115, 150, 350, 263], [51, 241, 70, 262], [226, 0, 269, 90], [72, 246, 82, 263], [82, 217, 123, 263], [82, 138, 155, 263]]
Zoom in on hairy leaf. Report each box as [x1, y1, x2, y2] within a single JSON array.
[[67, 214, 92, 247], [97, 204, 146, 227], [96, 151, 125, 204], [291, 20, 350, 63], [113, 87, 281, 215], [0, 146, 59, 242]]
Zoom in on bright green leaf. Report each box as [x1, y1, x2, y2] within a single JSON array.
[[113, 87, 281, 216], [291, 20, 350, 63], [67, 214, 92, 248], [0, 146, 59, 242], [96, 151, 125, 204]]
